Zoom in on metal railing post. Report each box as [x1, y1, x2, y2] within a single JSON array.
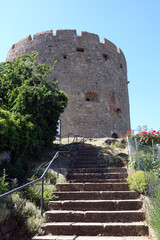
[[157, 144, 160, 165], [41, 177, 44, 216], [135, 138, 139, 170], [127, 136, 134, 171]]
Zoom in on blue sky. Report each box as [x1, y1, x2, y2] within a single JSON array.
[[0, 0, 160, 132]]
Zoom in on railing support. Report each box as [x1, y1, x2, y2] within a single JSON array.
[[127, 136, 134, 171], [41, 177, 44, 216], [135, 138, 139, 170], [157, 144, 160, 165]]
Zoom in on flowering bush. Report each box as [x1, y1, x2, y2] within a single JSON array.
[[126, 126, 160, 146]]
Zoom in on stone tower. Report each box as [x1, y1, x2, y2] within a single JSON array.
[[6, 29, 130, 138]]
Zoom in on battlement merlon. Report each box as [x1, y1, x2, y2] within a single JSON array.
[[11, 35, 32, 50], [33, 30, 53, 40], [7, 29, 126, 61]]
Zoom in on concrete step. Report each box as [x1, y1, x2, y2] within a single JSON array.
[[48, 199, 142, 211], [41, 222, 148, 236], [67, 173, 128, 180], [53, 190, 140, 200], [56, 183, 129, 191], [68, 167, 127, 174], [33, 236, 151, 240], [68, 178, 126, 183], [45, 210, 145, 222]]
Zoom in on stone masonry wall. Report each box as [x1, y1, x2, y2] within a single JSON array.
[[6, 29, 130, 138]]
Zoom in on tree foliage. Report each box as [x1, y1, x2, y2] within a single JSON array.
[[0, 53, 68, 177]]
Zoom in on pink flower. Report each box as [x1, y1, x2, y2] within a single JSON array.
[[139, 141, 141, 143]]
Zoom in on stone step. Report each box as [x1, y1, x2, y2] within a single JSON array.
[[53, 190, 139, 200], [33, 236, 151, 240], [68, 167, 127, 173], [41, 222, 148, 236], [48, 200, 142, 211], [68, 178, 126, 183], [56, 183, 129, 191], [73, 161, 98, 165], [67, 173, 128, 180], [77, 147, 98, 153], [75, 158, 98, 162], [45, 210, 145, 222], [77, 152, 98, 156], [72, 165, 98, 168]]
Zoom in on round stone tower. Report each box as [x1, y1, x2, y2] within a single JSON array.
[[6, 29, 130, 138]]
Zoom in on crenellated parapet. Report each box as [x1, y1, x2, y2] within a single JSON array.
[[6, 29, 130, 138], [7, 30, 126, 64]]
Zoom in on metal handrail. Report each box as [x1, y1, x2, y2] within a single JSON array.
[[0, 134, 84, 216]]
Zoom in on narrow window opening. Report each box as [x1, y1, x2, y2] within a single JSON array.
[[77, 47, 84, 52], [85, 92, 99, 102], [116, 108, 121, 114], [114, 108, 122, 116], [111, 133, 118, 138], [12, 44, 15, 50], [63, 55, 67, 59], [103, 53, 108, 61], [120, 63, 123, 69]]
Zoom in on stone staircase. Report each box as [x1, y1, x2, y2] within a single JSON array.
[[33, 144, 150, 240]]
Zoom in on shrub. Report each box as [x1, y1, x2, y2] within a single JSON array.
[[0, 193, 45, 239], [24, 178, 57, 209], [24, 169, 66, 208], [0, 53, 68, 179], [126, 126, 160, 146], [114, 141, 122, 148], [127, 170, 159, 194], [0, 169, 10, 194]]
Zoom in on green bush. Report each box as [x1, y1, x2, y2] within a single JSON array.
[[24, 169, 66, 208], [0, 169, 10, 194], [0, 53, 68, 179], [24, 178, 57, 209], [127, 170, 159, 194], [0, 193, 45, 239], [112, 141, 122, 148]]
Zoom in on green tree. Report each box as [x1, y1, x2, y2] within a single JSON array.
[[0, 53, 68, 177]]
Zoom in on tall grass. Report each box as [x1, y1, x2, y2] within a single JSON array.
[[148, 185, 160, 239]]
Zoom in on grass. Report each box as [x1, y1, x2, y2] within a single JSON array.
[[147, 185, 160, 239]]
